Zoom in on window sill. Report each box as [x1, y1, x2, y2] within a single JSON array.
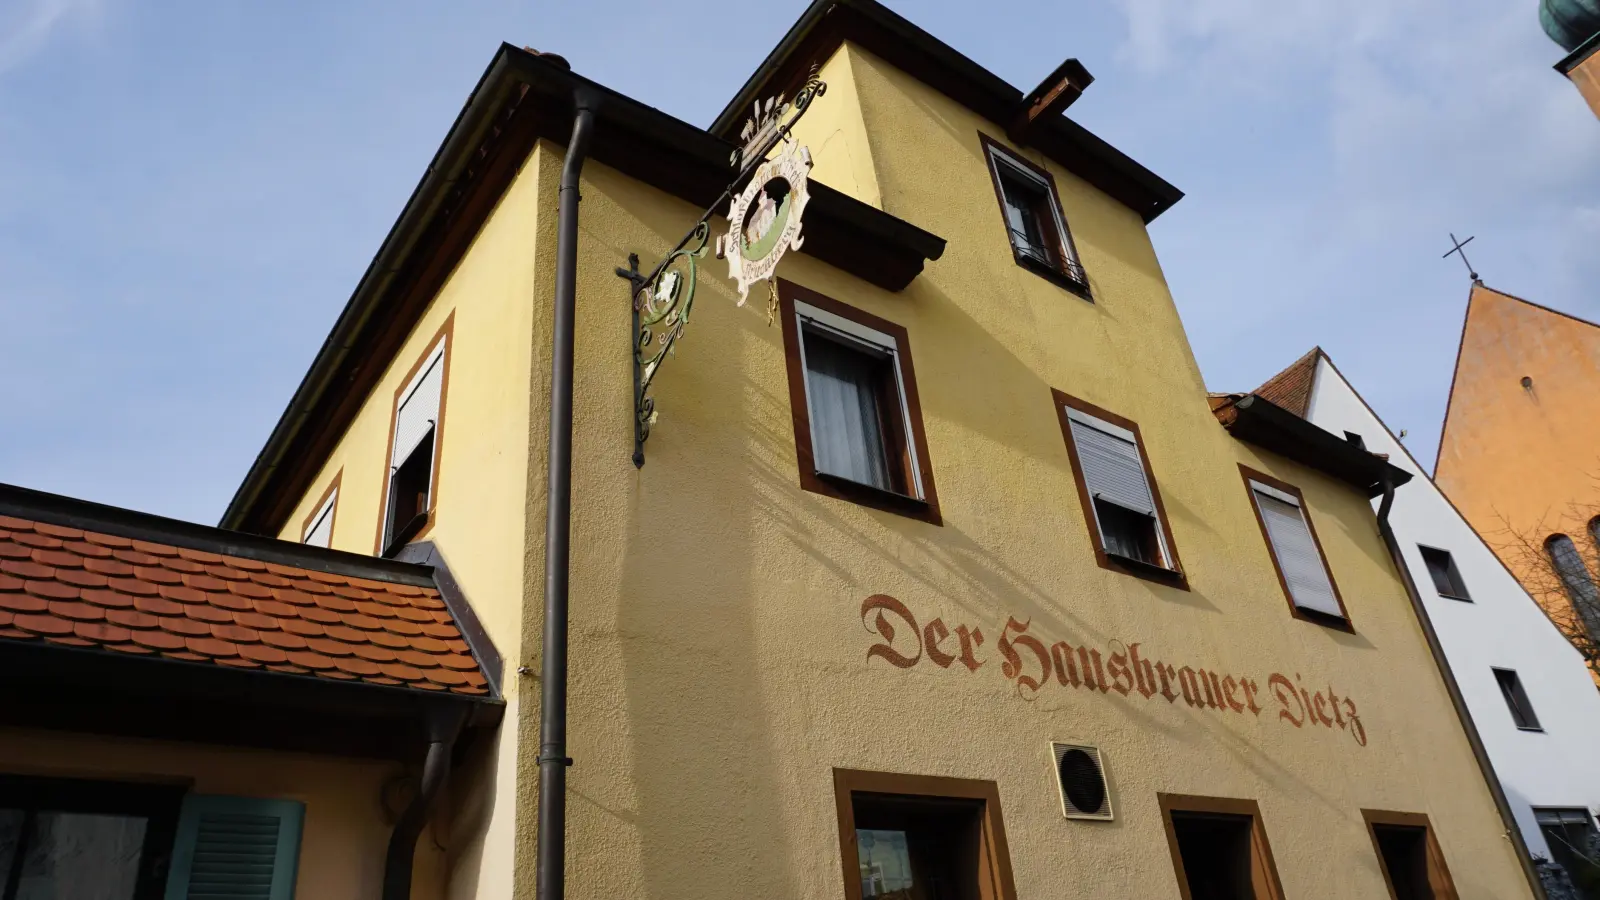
[[813, 472, 941, 526], [1014, 251, 1092, 301], [381, 511, 430, 558], [1103, 551, 1186, 585], [1292, 605, 1356, 634]]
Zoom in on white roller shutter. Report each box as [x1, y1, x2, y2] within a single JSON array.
[[1067, 408, 1155, 516], [302, 491, 336, 548], [1251, 483, 1343, 617], [392, 346, 444, 465]]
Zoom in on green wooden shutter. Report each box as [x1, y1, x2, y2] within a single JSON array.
[[163, 795, 304, 900]]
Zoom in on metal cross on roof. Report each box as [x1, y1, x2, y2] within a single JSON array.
[[1443, 233, 1481, 283]]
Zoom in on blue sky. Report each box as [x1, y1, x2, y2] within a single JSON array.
[[3, 0, 1597, 525]]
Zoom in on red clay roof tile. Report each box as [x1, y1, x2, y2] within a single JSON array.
[[62, 540, 113, 559], [0, 513, 487, 697]]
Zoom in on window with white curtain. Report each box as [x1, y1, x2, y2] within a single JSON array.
[[1249, 479, 1345, 620], [301, 488, 337, 549], [795, 300, 921, 499], [1064, 407, 1170, 569], [382, 341, 445, 555]]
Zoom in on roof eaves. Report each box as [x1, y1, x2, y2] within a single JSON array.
[[1218, 395, 1413, 497], [709, 0, 1182, 222], [221, 42, 945, 536]]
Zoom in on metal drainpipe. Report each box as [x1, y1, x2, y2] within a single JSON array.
[[1376, 475, 1548, 900], [382, 703, 469, 900], [536, 88, 599, 900]]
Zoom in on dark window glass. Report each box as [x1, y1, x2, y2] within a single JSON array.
[[1419, 546, 1471, 600], [1095, 499, 1162, 567], [852, 793, 986, 900], [1373, 824, 1437, 900], [1170, 811, 1257, 900], [802, 327, 913, 497], [382, 426, 435, 555], [1536, 809, 1600, 899], [1494, 668, 1542, 730], [0, 775, 181, 900], [1547, 534, 1600, 638], [997, 171, 1058, 269]]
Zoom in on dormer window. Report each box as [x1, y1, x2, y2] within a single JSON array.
[[379, 318, 452, 556], [980, 133, 1088, 296]]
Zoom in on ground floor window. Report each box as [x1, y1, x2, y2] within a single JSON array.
[[1361, 810, 1458, 900], [1536, 808, 1600, 899], [0, 774, 182, 900], [0, 774, 304, 900], [1158, 794, 1286, 900], [832, 769, 1016, 900]]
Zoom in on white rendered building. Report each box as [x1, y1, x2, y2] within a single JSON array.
[[1260, 348, 1600, 890]]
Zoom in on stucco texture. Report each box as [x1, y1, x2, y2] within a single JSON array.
[[0, 728, 444, 899], [1435, 284, 1600, 643], [526, 43, 1527, 899], [274, 43, 1531, 900]]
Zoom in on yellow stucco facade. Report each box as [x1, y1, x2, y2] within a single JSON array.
[[259, 36, 1531, 900]]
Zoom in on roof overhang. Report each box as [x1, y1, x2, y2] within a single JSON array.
[[221, 44, 945, 535], [1218, 394, 1413, 498], [710, 0, 1183, 223], [1557, 30, 1600, 74], [0, 638, 501, 760]]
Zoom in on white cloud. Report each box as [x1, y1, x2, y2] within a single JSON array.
[[0, 0, 103, 75]]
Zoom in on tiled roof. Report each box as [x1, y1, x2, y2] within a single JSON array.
[[0, 513, 489, 696], [1252, 347, 1323, 418]]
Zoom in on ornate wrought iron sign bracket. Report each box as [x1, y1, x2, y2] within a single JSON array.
[[617, 72, 825, 468]]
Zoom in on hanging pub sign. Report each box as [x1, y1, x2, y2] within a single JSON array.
[[717, 110, 814, 310], [617, 70, 826, 468]]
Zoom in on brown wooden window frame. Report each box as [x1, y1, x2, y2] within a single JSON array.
[[1157, 793, 1286, 900], [300, 468, 342, 548], [832, 768, 1018, 900], [1238, 464, 1355, 633], [1052, 389, 1186, 589], [978, 132, 1090, 300], [375, 312, 454, 556], [778, 280, 941, 526], [1361, 809, 1460, 900]]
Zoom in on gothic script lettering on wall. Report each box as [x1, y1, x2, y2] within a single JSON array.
[[859, 594, 1368, 747]]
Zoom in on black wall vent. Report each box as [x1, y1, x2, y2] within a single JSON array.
[[1051, 742, 1113, 821]]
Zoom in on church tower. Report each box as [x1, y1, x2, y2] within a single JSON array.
[[1542, 0, 1600, 117]]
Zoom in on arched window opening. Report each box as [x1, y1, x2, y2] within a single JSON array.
[[1546, 534, 1600, 639]]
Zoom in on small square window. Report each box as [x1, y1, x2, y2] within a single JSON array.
[[1159, 794, 1285, 900], [833, 769, 1016, 900], [779, 281, 940, 526], [979, 134, 1088, 296], [1493, 668, 1542, 731], [1055, 392, 1186, 588], [1418, 546, 1471, 601]]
